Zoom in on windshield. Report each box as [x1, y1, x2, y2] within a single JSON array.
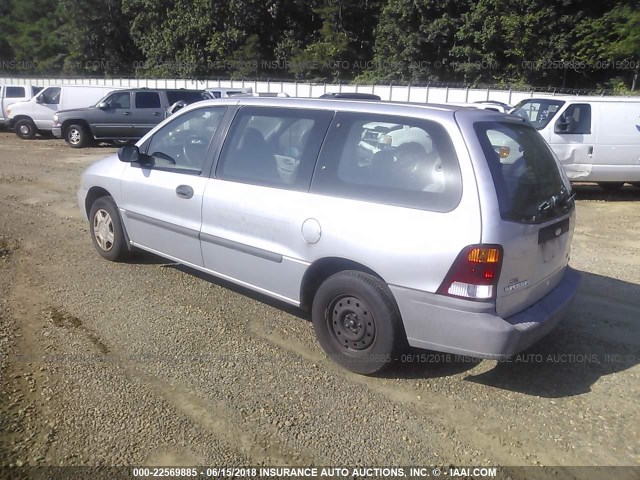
[[510, 99, 565, 130], [475, 121, 571, 224]]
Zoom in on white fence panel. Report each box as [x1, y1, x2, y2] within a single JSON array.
[[0, 76, 616, 105]]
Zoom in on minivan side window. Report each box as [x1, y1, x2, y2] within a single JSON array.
[[311, 113, 462, 212], [143, 107, 226, 174], [136, 92, 161, 109], [554, 104, 591, 135], [39, 87, 61, 105], [6, 86, 25, 98], [217, 107, 333, 190]]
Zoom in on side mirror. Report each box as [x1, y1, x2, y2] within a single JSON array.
[[98, 102, 109, 110], [118, 145, 140, 163], [35, 96, 43, 104]]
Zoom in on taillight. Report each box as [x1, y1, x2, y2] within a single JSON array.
[[437, 245, 503, 301]]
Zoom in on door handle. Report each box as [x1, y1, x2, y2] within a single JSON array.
[[124, 111, 131, 116], [175, 185, 194, 199], [587, 146, 593, 155]]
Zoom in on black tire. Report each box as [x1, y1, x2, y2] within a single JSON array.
[[65, 123, 91, 148], [88, 196, 131, 262], [14, 118, 37, 139], [311, 270, 406, 375], [598, 182, 624, 192], [110, 139, 133, 147]]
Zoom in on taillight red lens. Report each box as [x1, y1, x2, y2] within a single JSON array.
[[437, 245, 503, 301]]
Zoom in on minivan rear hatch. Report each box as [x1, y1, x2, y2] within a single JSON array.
[[473, 119, 575, 318]]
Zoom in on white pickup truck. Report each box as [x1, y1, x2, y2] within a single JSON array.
[[0, 84, 42, 128]]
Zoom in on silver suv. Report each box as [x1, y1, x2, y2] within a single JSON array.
[[78, 98, 580, 374]]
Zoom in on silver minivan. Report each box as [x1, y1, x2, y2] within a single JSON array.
[[78, 98, 580, 374]]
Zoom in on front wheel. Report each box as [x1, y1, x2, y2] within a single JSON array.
[[66, 124, 92, 148], [312, 270, 406, 375], [88, 196, 131, 262], [14, 119, 37, 139]]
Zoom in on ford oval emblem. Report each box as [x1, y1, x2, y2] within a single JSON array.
[[555, 228, 562, 236]]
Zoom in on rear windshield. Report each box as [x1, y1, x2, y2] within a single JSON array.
[[475, 121, 570, 224], [166, 90, 208, 105], [510, 99, 565, 129]]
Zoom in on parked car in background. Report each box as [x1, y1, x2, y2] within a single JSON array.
[[473, 100, 512, 113], [7, 85, 120, 139], [78, 97, 579, 374], [52, 88, 210, 148], [206, 87, 253, 98], [320, 92, 381, 100], [511, 96, 640, 190], [0, 84, 42, 128]]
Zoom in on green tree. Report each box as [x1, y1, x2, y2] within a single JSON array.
[[3, 0, 67, 74], [575, 2, 640, 90], [372, 0, 470, 82], [56, 0, 142, 75]]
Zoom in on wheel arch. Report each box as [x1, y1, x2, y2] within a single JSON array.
[[299, 257, 387, 312], [12, 115, 34, 123], [84, 186, 113, 219]]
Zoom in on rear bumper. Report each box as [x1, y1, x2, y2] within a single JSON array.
[[52, 127, 63, 138], [391, 267, 580, 359]]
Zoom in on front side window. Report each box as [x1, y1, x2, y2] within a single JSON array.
[[511, 99, 565, 130], [311, 113, 462, 212], [217, 107, 333, 190], [554, 104, 591, 135], [39, 87, 61, 105], [476, 121, 570, 223], [135, 92, 161, 109], [6, 86, 25, 98], [144, 107, 226, 173], [104, 92, 130, 109]]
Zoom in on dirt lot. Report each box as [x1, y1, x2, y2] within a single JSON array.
[[0, 130, 638, 476]]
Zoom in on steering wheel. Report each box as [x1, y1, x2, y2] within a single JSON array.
[[182, 135, 207, 167]]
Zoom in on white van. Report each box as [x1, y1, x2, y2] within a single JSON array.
[[511, 96, 640, 190], [7, 85, 121, 139], [0, 84, 42, 127]]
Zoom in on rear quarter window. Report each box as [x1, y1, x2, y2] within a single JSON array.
[[311, 113, 462, 212], [6, 86, 25, 98]]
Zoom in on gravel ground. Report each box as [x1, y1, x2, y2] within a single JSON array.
[[0, 131, 639, 476]]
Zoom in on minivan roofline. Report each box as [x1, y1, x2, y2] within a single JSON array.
[[175, 96, 517, 122]]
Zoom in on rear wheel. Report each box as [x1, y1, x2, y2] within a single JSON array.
[[88, 196, 131, 262], [66, 124, 91, 148], [311, 270, 406, 375], [110, 139, 133, 147], [598, 182, 624, 192], [14, 119, 37, 139]]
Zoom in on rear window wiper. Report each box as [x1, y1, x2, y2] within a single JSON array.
[[538, 188, 575, 213]]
